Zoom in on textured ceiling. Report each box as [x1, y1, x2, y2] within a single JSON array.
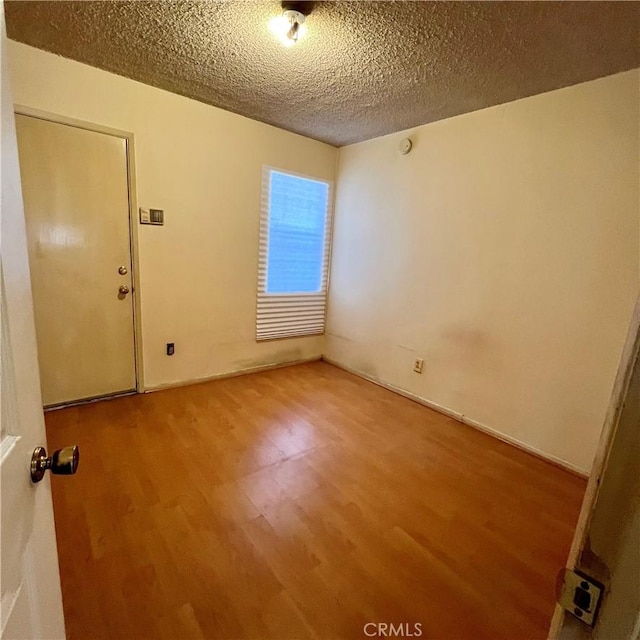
[[5, 1, 640, 147]]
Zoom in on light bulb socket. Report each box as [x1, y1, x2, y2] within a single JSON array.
[[283, 10, 305, 25]]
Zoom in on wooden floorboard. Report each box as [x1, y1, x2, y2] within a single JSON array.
[[45, 361, 586, 640]]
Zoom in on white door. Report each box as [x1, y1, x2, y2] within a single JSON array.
[[15, 114, 136, 407], [1, 10, 66, 639]]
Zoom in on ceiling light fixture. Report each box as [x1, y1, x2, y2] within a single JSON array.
[[284, 10, 305, 43], [269, 7, 307, 47]]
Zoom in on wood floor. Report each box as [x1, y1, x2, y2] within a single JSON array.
[[45, 361, 586, 640]]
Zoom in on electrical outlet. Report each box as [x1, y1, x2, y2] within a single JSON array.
[[413, 358, 424, 373], [166, 343, 175, 356]]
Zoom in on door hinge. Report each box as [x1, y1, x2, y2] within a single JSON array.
[[558, 569, 604, 627]]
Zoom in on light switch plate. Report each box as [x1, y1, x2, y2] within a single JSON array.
[[140, 207, 164, 225]]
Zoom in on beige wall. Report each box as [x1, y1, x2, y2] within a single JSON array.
[[326, 70, 639, 474], [8, 41, 337, 390]]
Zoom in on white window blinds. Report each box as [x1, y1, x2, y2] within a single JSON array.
[[257, 167, 333, 341]]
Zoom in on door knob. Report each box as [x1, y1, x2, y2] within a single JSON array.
[[31, 445, 79, 483], [118, 266, 128, 275], [118, 285, 130, 295]]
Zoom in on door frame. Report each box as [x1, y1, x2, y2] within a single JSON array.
[[548, 296, 640, 638], [14, 105, 145, 395]]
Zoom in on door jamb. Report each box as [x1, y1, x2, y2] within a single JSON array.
[[13, 105, 145, 393], [548, 296, 640, 638]]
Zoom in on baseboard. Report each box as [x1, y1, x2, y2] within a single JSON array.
[[144, 356, 322, 393], [322, 356, 590, 479]]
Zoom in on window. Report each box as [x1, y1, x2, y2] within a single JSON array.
[[257, 167, 333, 340]]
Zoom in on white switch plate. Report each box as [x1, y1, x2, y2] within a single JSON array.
[[413, 358, 424, 373]]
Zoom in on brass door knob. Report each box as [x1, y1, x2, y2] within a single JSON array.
[[118, 285, 130, 295], [31, 445, 79, 483]]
